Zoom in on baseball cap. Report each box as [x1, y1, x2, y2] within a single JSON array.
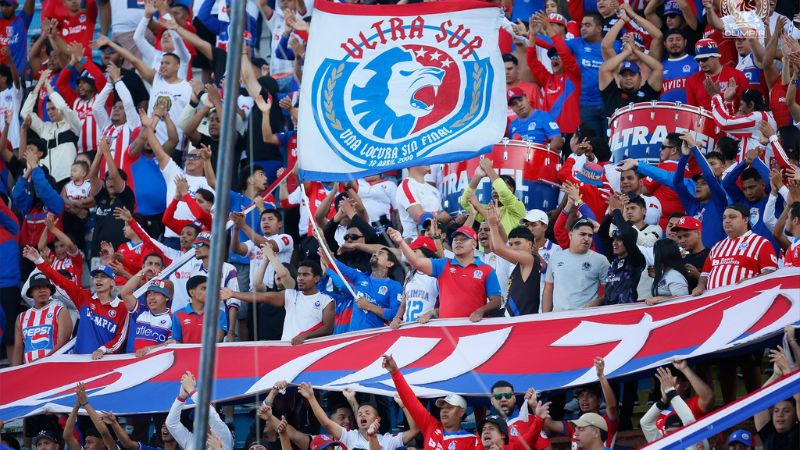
[[310, 435, 347, 450], [409, 236, 437, 254], [694, 38, 721, 60], [570, 217, 594, 231], [32, 430, 58, 447], [506, 86, 526, 105], [26, 272, 55, 297], [145, 279, 173, 299], [576, 162, 604, 187], [418, 211, 435, 231], [728, 429, 753, 446], [479, 415, 509, 443], [547, 47, 560, 59], [664, 0, 683, 16], [77, 70, 95, 85], [435, 393, 467, 409], [571, 412, 608, 432], [451, 226, 477, 241], [548, 13, 567, 26], [619, 60, 640, 75], [672, 216, 702, 231], [91, 265, 115, 279], [664, 413, 684, 430], [521, 209, 549, 226], [193, 232, 211, 248]]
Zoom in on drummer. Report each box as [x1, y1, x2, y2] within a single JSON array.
[[506, 87, 564, 150]]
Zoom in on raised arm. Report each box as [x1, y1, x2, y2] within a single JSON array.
[[387, 227, 433, 275], [94, 35, 156, 84], [599, 44, 633, 90], [296, 383, 344, 439]]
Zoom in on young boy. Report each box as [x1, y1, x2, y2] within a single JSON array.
[[38, 214, 84, 283], [230, 208, 294, 291], [119, 271, 174, 357]]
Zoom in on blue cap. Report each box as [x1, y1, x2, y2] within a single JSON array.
[[728, 429, 752, 446], [664, 1, 683, 16], [418, 211, 435, 231], [91, 265, 115, 279], [619, 60, 641, 74], [694, 38, 721, 60]]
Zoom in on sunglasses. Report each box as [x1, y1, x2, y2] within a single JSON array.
[[185, 153, 202, 160], [660, 145, 675, 150], [343, 234, 364, 241], [493, 393, 514, 400]]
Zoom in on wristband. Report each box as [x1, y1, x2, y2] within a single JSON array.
[[177, 395, 186, 402], [665, 389, 679, 403], [188, 389, 197, 398], [655, 400, 668, 410], [79, 57, 87, 65]]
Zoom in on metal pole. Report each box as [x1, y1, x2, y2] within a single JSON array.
[[191, 0, 246, 447]]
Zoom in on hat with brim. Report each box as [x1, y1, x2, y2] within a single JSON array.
[[451, 226, 477, 241], [91, 265, 115, 279], [146, 279, 173, 299], [570, 412, 608, 431], [26, 272, 55, 298], [435, 393, 467, 409], [32, 430, 58, 447], [478, 415, 509, 444]]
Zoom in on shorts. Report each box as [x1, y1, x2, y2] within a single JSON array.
[[0, 286, 22, 347]]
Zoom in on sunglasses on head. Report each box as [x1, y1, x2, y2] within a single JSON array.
[[343, 234, 364, 241], [493, 393, 514, 400]]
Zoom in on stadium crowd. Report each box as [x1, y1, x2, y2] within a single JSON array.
[[0, 0, 800, 448]]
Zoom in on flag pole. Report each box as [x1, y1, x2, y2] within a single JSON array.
[[191, 0, 246, 447]]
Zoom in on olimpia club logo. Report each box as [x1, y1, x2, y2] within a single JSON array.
[[310, 17, 495, 169]]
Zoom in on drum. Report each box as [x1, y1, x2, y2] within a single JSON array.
[[441, 139, 561, 215], [609, 101, 723, 163]]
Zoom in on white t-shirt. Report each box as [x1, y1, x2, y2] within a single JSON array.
[[0, 84, 21, 148], [339, 429, 404, 450], [537, 239, 562, 304], [395, 178, 442, 239], [282, 289, 333, 342], [357, 178, 398, 224], [245, 234, 294, 290], [266, 9, 300, 77], [169, 260, 241, 314], [109, 0, 146, 34], [161, 160, 214, 238], [402, 271, 438, 322], [147, 74, 192, 143], [64, 179, 92, 202]]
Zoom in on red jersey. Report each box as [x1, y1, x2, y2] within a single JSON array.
[[391, 370, 478, 450], [655, 396, 706, 435], [685, 66, 748, 110], [20, 303, 64, 363], [526, 35, 581, 134], [57, 11, 96, 52], [769, 76, 800, 128], [430, 257, 501, 319], [701, 231, 778, 290], [508, 415, 550, 450], [710, 94, 776, 163], [562, 412, 618, 449], [163, 194, 213, 235], [784, 239, 800, 268], [50, 250, 84, 284]]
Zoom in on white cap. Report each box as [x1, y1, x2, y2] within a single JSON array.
[[435, 394, 467, 409], [521, 209, 549, 226]]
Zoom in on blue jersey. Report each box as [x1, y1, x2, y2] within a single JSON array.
[[509, 1, 545, 23], [508, 109, 561, 144], [565, 38, 605, 106], [661, 55, 698, 103], [334, 261, 402, 332], [126, 298, 173, 353], [0, 12, 32, 76], [322, 273, 354, 335], [723, 160, 783, 254]]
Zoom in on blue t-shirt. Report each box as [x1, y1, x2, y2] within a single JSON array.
[[508, 109, 561, 144], [661, 55, 698, 103], [130, 153, 167, 216], [565, 38, 605, 106], [1, 12, 32, 76], [334, 261, 402, 332]]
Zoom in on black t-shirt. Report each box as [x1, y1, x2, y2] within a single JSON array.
[[601, 81, 660, 118], [246, 87, 285, 162], [758, 422, 800, 450], [682, 248, 709, 291], [91, 185, 135, 256], [120, 67, 149, 108]]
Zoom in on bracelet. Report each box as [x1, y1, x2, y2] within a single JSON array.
[[655, 400, 667, 410], [665, 389, 679, 403]]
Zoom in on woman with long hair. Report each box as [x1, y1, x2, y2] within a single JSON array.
[[644, 239, 690, 305]]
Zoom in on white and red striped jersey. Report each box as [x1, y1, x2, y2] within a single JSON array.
[[784, 238, 800, 268], [701, 231, 778, 290], [50, 251, 84, 285], [20, 303, 63, 363], [99, 123, 140, 189], [710, 94, 777, 164], [395, 177, 442, 239], [72, 96, 98, 153]]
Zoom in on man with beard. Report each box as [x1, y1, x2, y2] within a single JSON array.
[[318, 246, 402, 333], [660, 28, 699, 103]]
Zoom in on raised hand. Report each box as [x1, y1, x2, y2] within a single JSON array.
[[672, 359, 688, 372], [278, 96, 294, 111], [534, 401, 551, 419], [680, 131, 697, 154], [107, 63, 121, 83], [297, 382, 314, 399], [594, 357, 606, 379], [114, 206, 133, 222], [229, 212, 246, 228], [180, 371, 196, 395], [76, 382, 89, 406], [382, 354, 398, 373], [22, 245, 42, 263], [386, 227, 403, 245], [722, 78, 738, 101], [254, 94, 272, 112], [94, 35, 111, 49], [257, 404, 272, 421]]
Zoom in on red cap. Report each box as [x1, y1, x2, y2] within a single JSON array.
[[310, 435, 347, 450], [409, 236, 437, 254], [672, 216, 702, 231], [506, 86, 526, 104], [452, 226, 477, 241]]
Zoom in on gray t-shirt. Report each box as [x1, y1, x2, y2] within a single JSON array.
[[545, 250, 610, 311], [653, 269, 689, 297]]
